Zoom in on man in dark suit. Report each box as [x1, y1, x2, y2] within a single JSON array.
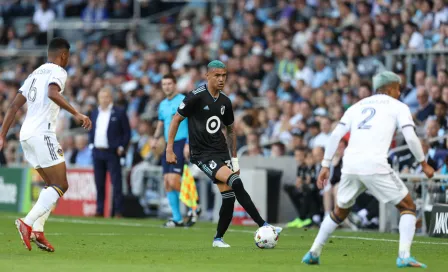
[[89, 87, 130, 217]]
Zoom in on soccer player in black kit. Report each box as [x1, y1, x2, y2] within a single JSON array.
[[166, 60, 282, 247]]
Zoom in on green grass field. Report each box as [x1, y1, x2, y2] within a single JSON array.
[[0, 212, 447, 272]]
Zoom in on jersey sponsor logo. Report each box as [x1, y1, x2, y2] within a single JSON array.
[[179, 102, 185, 109], [203, 105, 210, 110], [209, 160, 217, 170], [221, 105, 225, 115], [57, 148, 64, 157], [206, 116, 221, 134]]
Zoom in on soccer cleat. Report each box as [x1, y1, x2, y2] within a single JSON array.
[[185, 206, 202, 227], [15, 219, 32, 251], [212, 238, 231, 248], [31, 231, 55, 252], [263, 222, 283, 235], [396, 257, 427, 268], [302, 252, 320, 265], [287, 218, 302, 228], [163, 220, 184, 228]]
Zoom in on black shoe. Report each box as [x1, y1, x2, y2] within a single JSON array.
[[163, 220, 184, 228], [185, 206, 202, 227]]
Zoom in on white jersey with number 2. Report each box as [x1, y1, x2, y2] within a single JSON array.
[[340, 94, 415, 175], [19, 63, 67, 141]]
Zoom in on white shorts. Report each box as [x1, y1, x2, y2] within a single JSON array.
[[21, 134, 65, 169], [337, 172, 409, 209]]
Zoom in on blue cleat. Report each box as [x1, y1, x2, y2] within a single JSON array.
[[302, 252, 320, 265], [396, 257, 427, 268]]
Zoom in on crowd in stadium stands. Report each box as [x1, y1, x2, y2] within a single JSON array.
[[0, 0, 447, 225]]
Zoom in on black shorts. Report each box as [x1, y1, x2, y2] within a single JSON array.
[[191, 153, 232, 183]]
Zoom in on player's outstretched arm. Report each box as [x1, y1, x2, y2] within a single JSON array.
[[0, 93, 26, 150], [166, 113, 184, 164], [226, 124, 240, 173], [47, 84, 91, 130], [402, 126, 434, 178]]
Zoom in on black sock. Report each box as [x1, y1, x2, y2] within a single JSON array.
[[227, 174, 265, 227], [215, 190, 235, 239]]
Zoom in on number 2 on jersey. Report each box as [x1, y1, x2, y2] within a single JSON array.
[[357, 107, 376, 129]]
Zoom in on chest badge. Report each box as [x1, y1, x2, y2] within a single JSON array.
[[221, 105, 225, 115]]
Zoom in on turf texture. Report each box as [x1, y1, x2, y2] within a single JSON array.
[[0, 212, 447, 272]]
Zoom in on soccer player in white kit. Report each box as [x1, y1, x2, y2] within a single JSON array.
[[0, 38, 92, 252], [302, 71, 434, 268]]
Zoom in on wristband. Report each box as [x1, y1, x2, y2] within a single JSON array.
[[321, 159, 331, 168], [231, 157, 240, 172]]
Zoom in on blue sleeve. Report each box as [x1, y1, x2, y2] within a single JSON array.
[[158, 104, 163, 121]]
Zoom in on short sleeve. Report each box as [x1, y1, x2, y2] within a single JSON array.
[[49, 68, 67, 91], [397, 104, 415, 130], [339, 106, 353, 128], [222, 100, 234, 126], [18, 77, 31, 96], [158, 103, 163, 121], [177, 92, 198, 118]]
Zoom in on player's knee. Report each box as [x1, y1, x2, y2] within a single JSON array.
[[226, 173, 242, 190]]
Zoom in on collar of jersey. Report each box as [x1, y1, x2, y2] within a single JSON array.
[[205, 84, 220, 102], [46, 62, 64, 69]]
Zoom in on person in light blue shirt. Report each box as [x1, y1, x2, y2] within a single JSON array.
[[153, 74, 189, 227]]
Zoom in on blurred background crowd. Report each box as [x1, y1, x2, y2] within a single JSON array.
[[0, 0, 447, 226]]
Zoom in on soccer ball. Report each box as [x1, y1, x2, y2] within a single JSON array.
[[254, 226, 278, 249]]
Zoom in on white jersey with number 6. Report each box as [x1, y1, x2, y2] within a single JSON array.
[[19, 63, 67, 141], [340, 94, 415, 175]]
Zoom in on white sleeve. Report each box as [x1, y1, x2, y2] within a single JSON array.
[[402, 126, 425, 163], [322, 123, 350, 167], [396, 104, 415, 130], [49, 68, 67, 91], [18, 77, 31, 96]]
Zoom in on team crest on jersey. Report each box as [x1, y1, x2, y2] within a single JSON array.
[[209, 160, 217, 170], [221, 105, 225, 115], [179, 102, 185, 109], [57, 148, 64, 157]]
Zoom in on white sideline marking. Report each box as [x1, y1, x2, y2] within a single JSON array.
[[3, 216, 448, 245]]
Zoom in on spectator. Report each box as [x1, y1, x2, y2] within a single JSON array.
[[414, 86, 435, 123], [33, 0, 55, 33], [74, 134, 92, 167], [89, 87, 130, 218], [312, 117, 332, 148], [294, 54, 314, 87], [430, 100, 448, 132], [311, 55, 334, 89], [82, 0, 109, 23]]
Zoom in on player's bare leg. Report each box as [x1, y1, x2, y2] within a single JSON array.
[[395, 193, 426, 268], [29, 168, 55, 252], [163, 174, 184, 228], [16, 162, 68, 251], [303, 206, 350, 264]]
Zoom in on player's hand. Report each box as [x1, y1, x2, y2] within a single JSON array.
[[166, 149, 177, 165], [0, 134, 5, 151], [75, 113, 92, 130], [421, 161, 435, 179], [317, 167, 330, 190]]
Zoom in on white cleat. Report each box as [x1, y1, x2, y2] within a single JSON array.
[[266, 224, 283, 235], [212, 238, 231, 248]]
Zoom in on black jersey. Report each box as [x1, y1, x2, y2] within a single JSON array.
[[177, 84, 234, 160]]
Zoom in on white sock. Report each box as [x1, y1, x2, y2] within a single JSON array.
[[310, 215, 339, 257], [32, 204, 55, 232], [399, 214, 416, 259], [24, 188, 60, 227]]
